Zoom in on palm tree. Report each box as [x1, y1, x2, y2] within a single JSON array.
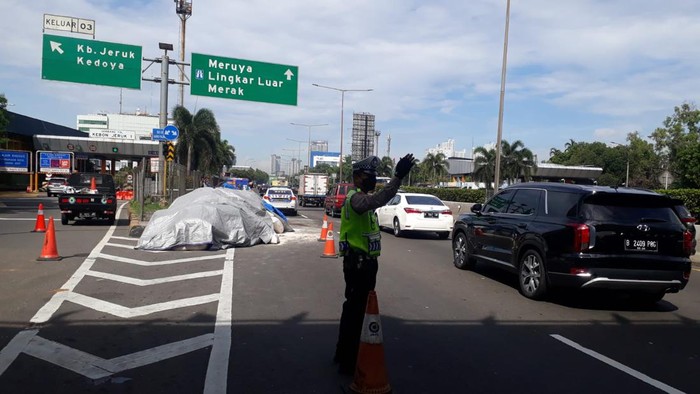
[[172, 105, 221, 174], [422, 152, 449, 184], [377, 156, 394, 177], [500, 140, 536, 184], [473, 146, 496, 190], [209, 139, 236, 175]]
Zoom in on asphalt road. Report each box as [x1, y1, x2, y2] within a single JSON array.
[[0, 196, 699, 393]]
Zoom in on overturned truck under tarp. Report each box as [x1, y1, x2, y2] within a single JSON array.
[[136, 187, 292, 251]]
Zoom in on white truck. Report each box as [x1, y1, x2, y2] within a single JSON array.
[[298, 173, 329, 207]]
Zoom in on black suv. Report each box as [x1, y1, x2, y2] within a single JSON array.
[[451, 183, 693, 303]]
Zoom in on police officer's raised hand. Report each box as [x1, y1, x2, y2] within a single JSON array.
[[395, 154, 415, 179]]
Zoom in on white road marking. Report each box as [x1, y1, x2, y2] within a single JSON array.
[[104, 242, 137, 249], [110, 236, 137, 242], [98, 253, 225, 266], [551, 334, 684, 394], [204, 248, 234, 394], [86, 269, 224, 286], [63, 292, 220, 318], [0, 218, 35, 221], [22, 333, 214, 380], [0, 329, 38, 375], [30, 203, 126, 323]]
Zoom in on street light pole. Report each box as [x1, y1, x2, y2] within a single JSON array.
[[494, 0, 511, 194], [290, 122, 328, 169], [312, 84, 373, 183]]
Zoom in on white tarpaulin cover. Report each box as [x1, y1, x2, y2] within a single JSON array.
[[136, 187, 281, 250]]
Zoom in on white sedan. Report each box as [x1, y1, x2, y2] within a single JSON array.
[[375, 192, 452, 239], [263, 187, 298, 216]]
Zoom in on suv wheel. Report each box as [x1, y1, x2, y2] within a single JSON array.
[[518, 249, 548, 300], [393, 217, 403, 237], [453, 232, 475, 270]]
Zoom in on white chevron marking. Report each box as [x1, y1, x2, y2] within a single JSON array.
[[85, 269, 224, 285], [104, 242, 136, 250], [30, 204, 127, 324], [65, 292, 220, 318], [110, 236, 137, 242], [22, 333, 214, 379], [0, 329, 38, 375], [98, 253, 225, 266]]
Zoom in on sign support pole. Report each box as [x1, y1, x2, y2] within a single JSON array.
[[159, 49, 169, 197], [143, 43, 189, 197]]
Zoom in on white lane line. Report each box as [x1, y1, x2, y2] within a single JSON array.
[[551, 334, 684, 394], [0, 218, 35, 221], [30, 203, 126, 324], [64, 292, 220, 318], [204, 248, 234, 394], [98, 253, 225, 266], [86, 269, 224, 286], [0, 329, 38, 376]]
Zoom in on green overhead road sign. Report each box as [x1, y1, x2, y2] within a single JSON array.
[[42, 34, 142, 89], [190, 53, 298, 106]]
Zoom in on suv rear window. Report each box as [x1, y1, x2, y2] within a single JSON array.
[[269, 189, 292, 195], [580, 194, 680, 225]]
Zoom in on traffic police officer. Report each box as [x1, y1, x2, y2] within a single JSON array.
[[334, 153, 415, 375]]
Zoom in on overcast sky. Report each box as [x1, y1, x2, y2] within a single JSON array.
[[2, 0, 699, 173]]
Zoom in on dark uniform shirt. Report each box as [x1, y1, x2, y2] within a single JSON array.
[[349, 176, 403, 214]]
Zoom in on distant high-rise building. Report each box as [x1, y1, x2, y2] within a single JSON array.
[[426, 139, 467, 158], [270, 154, 281, 176], [351, 112, 375, 162], [310, 140, 328, 152]]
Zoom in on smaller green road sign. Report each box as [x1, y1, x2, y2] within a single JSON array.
[[42, 34, 142, 89], [191, 53, 298, 106]]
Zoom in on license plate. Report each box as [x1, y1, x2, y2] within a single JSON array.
[[624, 239, 658, 252], [424, 212, 438, 218]]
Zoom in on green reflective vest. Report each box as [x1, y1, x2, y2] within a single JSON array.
[[339, 190, 381, 257]]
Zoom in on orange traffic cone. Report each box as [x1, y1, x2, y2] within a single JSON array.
[[90, 177, 97, 193], [349, 291, 391, 394], [31, 203, 47, 233], [37, 217, 61, 261], [318, 214, 329, 241], [320, 222, 338, 258]]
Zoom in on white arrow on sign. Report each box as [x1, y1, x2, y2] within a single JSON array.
[[50, 41, 64, 54], [284, 69, 294, 80]]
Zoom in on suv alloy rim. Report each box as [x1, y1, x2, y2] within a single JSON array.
[[454, 233, 466, 266], [521, 253, 542, 295]]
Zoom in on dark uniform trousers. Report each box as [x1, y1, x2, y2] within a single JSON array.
[[334, 252, 379, 371]]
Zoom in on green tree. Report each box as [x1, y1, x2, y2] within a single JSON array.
[[0, 94, 10, 147], [473, 146, 496, 190], [650, 103, 700, 188], [172, 105, 221, 174], [500, 139, 536, 184], [421, 152, 449, 184], [377, 156, 395, 177]]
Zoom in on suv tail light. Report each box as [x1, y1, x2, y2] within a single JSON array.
[[263, 195, 270, 200], [683, 230, 693, 256], [441, 210, 453, 215], [404, 207, 422, 214], [681, 217, 697, 225], [568, 224, 590, 252], [291, 196, 297, 201]]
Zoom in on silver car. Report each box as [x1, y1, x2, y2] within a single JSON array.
[[47, 176, 68, 197]]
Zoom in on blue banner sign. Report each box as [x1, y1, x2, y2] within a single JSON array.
[[38, 151, 72, 174], [0, 150, 30, 172]]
